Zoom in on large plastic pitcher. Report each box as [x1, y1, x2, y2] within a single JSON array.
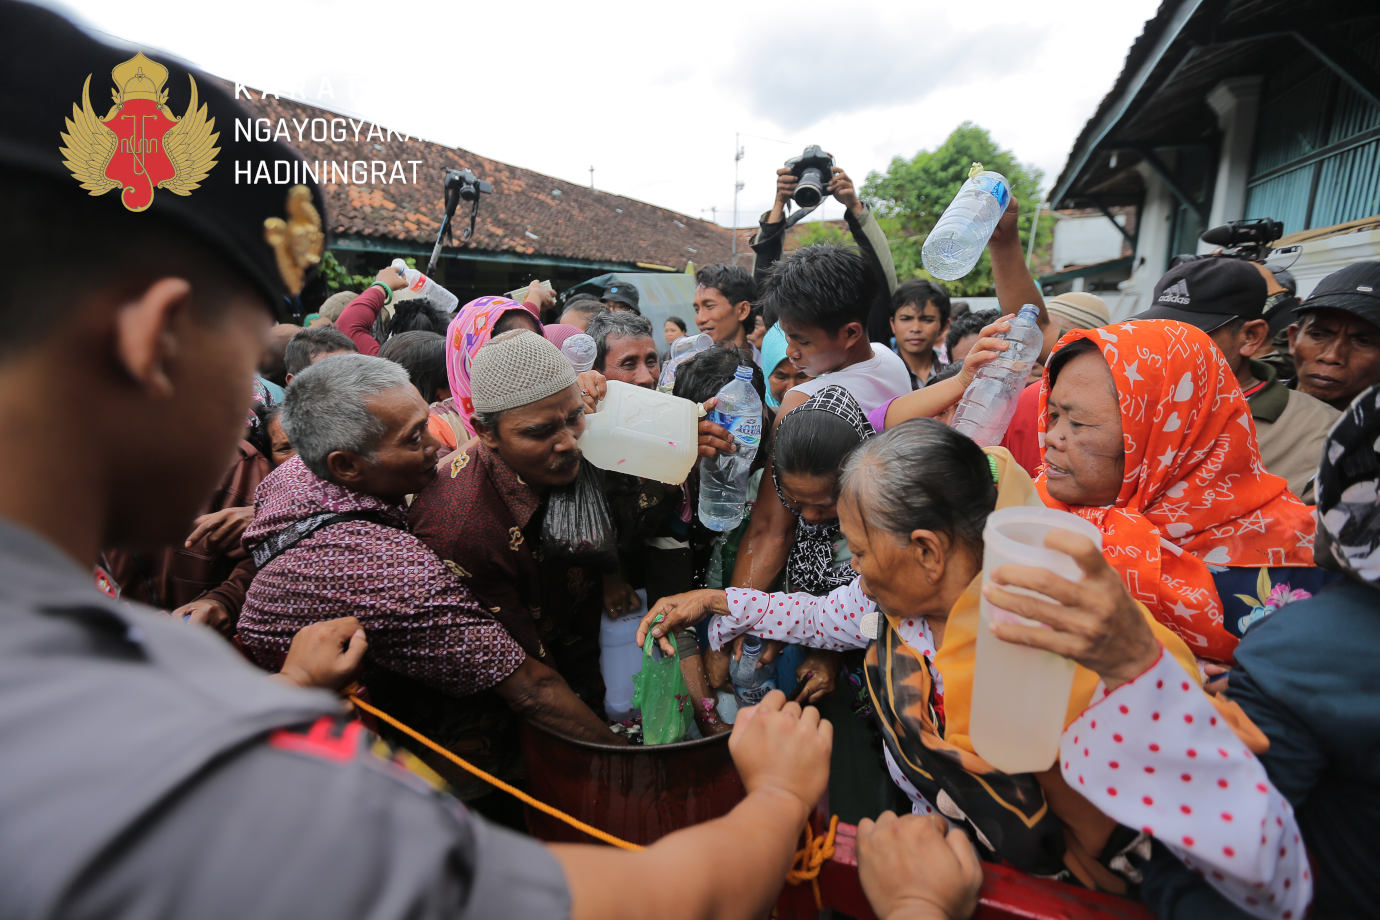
[[579, 380, 699, 484], [970, 506, 1102, 774]]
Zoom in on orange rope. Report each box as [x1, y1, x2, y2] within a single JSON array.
[[348, 690, 840, 894], [784, 814, 839, 909], [347, 692, 644, 851]]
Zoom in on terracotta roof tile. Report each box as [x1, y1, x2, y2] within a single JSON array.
[[228, 85, 734, 269]]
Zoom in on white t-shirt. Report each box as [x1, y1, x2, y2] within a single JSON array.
[[788, 343, 912, 417]]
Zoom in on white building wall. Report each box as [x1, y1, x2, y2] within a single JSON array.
[[1052, 214, 1127, 270], [1113, 166, 1176, 320]]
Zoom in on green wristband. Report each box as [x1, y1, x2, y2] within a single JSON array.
[[369, 281, 393, 306]]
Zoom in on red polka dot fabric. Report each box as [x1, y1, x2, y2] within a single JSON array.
[[1061, 651, 1311, 917]]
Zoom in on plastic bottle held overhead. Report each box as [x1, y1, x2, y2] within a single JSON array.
[[731, 635, 779, 707], [390, 258, 459, 313], [698, 366, 763, 532], [578, 380, 699, 484], [921, 163, 1011, 281], [970, 507, 1102, 773], [561, 333, 598, 373], [949, 304, 1044, 447], [657, 332, 714, 393]]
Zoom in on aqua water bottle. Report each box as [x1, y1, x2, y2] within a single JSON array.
[[921, 163, 1011, 281], [698, 366, 763, 531], [731, 635, 778, 706]]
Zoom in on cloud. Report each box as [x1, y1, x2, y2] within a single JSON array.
[[732, 16, 1043, 132]]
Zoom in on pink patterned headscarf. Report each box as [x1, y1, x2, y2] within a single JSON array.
[[445, 296, 541, 438]]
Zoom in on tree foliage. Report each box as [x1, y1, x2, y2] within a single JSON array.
[[862, 122, 1051, 297], [319, 251, 416, 293], [792, 220, 852, 248]]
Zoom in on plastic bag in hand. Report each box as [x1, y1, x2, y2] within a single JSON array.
[[631, 626, 692, 746], [541, 459, 618, 569]]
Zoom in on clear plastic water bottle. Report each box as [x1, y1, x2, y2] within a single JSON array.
[[949, 304, 1044, 447], [657, 332, 714, 393], [731, 635, 778, 706], [561, 333, 598, 373], [698, 366, 763, 531], [921, 163, 1011, 281], [390, 258, 460, 313]]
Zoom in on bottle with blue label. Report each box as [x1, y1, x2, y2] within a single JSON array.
[[698, 366, 763, 532], [921, 163, 1011, 281], [731, 635, 778, 707]]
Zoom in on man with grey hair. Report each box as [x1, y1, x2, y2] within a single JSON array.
[[241, 353, 618, 816], [587, 309, 661, 389]]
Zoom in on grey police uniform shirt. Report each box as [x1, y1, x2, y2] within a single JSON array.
[[0, 518, 571, 919]]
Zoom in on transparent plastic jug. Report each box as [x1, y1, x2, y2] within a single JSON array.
[[579, 380, 699, 484], [970, 506, 1102, 774]]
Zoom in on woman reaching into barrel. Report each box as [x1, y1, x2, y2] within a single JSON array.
[[640, 421, 1309, 918]]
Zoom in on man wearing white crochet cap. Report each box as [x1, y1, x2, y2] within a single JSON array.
[[411, 331, 610, 761]]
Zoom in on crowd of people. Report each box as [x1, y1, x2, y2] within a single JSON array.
[[6, 4, 1380, 918]]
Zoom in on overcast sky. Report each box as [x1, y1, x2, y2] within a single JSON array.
[[46, 0, 1159, 227]]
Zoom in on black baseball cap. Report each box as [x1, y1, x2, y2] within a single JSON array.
[[602, 281, 641, 311], [1135, 257, 1267, 332], [0, 0, 327, 317], [1293, 261, 1380, 329]]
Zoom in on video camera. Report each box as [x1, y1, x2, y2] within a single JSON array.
[[784, 145, 835, 208], [1171, 217, 1297, 269]]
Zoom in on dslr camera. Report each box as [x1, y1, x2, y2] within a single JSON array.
[[784, 145, 835, 208], [446, 168, 492, 201]]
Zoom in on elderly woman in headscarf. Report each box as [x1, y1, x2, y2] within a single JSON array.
[[1111, 383, 1380, 920], [641, 422, 1311, 915], [643, 425, 1189, 881], [443, 295, 544, 440], [1036, 320, 1324, 664]]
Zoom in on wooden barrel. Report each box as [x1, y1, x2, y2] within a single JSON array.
[[520, 721, 745, 846]]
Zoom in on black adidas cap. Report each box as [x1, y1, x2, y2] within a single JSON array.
[[1135, 257, 1267, 332], [0, 0, 327, 317]]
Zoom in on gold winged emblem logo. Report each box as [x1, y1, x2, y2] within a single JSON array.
[[59, 52, 219, 212]]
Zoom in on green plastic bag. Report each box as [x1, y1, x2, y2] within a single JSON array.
[[630, 622, 692, 746]]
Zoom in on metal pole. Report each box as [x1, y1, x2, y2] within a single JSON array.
[[1025, 199, 1043, 268], [731, 133, 742, 256]]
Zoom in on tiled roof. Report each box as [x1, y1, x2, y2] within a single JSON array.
[[228, 85, 734, 270]]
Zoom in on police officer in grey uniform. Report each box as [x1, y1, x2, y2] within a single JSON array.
[[0, 4, 840, 919]]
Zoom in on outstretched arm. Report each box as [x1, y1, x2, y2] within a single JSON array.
[[552, 692, 832, 920], [987, 195, 1057, 362]]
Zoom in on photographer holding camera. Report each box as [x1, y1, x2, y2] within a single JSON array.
[[751, 151, 897, 345]]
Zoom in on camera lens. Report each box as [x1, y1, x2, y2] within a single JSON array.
[[794, 167, 825, 208]]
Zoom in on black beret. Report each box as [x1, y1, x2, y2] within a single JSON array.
[[0, 0, 327, 317]]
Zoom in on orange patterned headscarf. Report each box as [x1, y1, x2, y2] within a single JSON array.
[[1036, 320, 1315, 662]]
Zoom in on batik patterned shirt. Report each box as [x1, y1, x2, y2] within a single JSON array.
[[238, 455, 524, 698]]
